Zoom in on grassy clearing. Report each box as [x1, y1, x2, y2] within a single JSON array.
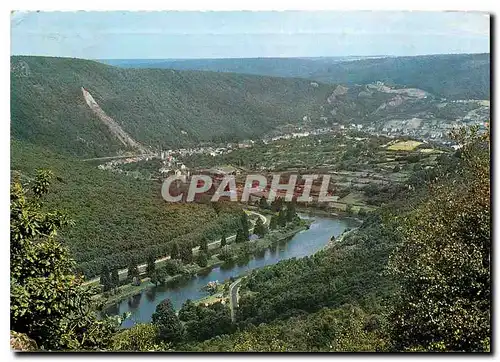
[[387, 140, 423, 151], [338, 192, 366, 205]]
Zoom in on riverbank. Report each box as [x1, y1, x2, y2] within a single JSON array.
[[83, 209, 269, 287], [226, 221, 310, 262], [106, 214, 353, 327], [323, 226, 359, 250], [96, 223, 307, 311], [297, 207, 364, 224], [95, 258, 225, 310], [190, 223, 311, 307]]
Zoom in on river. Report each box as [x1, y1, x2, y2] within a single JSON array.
[[104, 215, 355, 328]]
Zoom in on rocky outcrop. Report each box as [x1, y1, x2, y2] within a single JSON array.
[[10, 331, 37, 351], [376, 95, 405, 112], [327, 85, 349, 104]]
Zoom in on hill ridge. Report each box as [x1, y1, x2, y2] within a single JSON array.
[[11, 55, 332, 157]]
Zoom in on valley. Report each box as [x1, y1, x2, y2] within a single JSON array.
[[11, 54, 489, 281], [10, 52, 491, 352]]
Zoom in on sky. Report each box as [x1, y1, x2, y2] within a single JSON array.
[[10, 11, 490, 59]]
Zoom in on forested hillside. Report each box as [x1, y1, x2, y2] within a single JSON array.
[[311, 54, 490, 100], [104, 53, 490, 100], [11, 56, 332, 157], [12, 55, 490, 160], [11, 126, 490, 352], [11, 140, 243, 278]]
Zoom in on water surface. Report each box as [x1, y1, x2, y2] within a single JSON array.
[[105, 215, 353, 327]]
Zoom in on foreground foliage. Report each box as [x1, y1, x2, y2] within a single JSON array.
[[388, 127, 490, 351], [185, 305, 388, 352], [152, 299, 184, 344], [111, 324, 171, 351], [10, 170, 120, 350]]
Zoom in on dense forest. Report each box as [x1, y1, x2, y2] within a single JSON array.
[[11, 56, 332, 157], [11, 140, 244, 278], [102, 53, 490, 100]]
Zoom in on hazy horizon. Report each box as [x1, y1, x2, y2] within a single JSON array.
[[97, 52, 488, 60], [10, 52, 490, 62]]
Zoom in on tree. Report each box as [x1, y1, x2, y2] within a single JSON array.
[[170, 242, 180, 260], [178, 299, 198, 322], [269, 216, 278, 230], [285, 202, 297, 222], [235, 228, 247, 243], [127, 261, 140, 285], [152, 299, 184, 344], [277, 209, 287, 227], [220, 232, 227, 247], [259, 196, 269, 209], [10, 170, 120, 350], [153, 268, 169, 286], [111, 269, 120, 290], [199, 237, 209, 253], [180, 302, 235, 342], [254, 217, 267, 237], [150, 268, 165, 287], [388, 127, 490, 352], [240, 212, 250, 241], [163, 259, 184, 276], [146, 255, 156, 276], [180, 245, 193, 264], [218, 246, 233, 262], [196, 251, 209, 268], [111, 323, 170, 351], [271, 197, 284, 212], [100, 265, 112, 292]]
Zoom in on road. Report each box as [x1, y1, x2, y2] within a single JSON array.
[[83, 210, 268, 286], [81, 154, 156, 162], [229, 278, 243, 322]]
